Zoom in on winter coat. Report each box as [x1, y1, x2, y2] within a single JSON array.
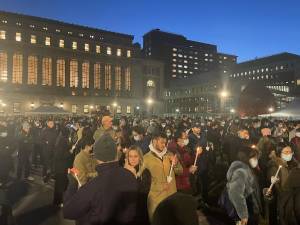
[[279, 166, 300, 225], [63, 161, 139, 225], [17, 131, 33, 155], [133, 136, 151, 155], [291, 137, 300, 161], [167, 141, 194, 191], [226, 161, 261, 220], [188, 132, 206, 152], [40, 127, 58, 152], [54, 134, 73, 174], [143, 150, 183, 220], [73, 150, 98, 186], [93, 126, 117, 142]]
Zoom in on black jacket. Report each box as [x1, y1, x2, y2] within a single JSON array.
[[41, 127, 58, 151], [54, 134, 73, 174], [63, 161, 139, 225]]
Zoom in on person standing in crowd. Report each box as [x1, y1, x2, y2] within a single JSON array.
[[73, 137, 97, 186], [74, 126, 94, 155], [16, 122, 34, 181], [143, 132, 183, 220], [291, 128, 300, 161], [40, 119, 58, 183], [227, 146, 261, 225], [124, 146, 151, 225], [53, 127, 73, 207], [168, 130, 199, 193], [63, 133, 139, 225], [93, 115, 117, 142], [132, 126, 151, 154], [188, 122, 206, 152]]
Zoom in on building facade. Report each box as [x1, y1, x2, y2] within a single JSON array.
[[143, 29, 237, 87], [0, 11, 164, 115], [227, 53, 300, 109]]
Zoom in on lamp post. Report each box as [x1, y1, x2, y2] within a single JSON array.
[[146, 98, 154, 116], [112, 102, 118, 116], [268, 107, 274, 117], [219, 90, 229, 115]]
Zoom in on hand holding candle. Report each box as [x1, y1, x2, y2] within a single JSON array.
[[167, 155, 177, 183], [69, 167, 82, 188], [266, 165, 282, 196], [194, 146, 203, 166]]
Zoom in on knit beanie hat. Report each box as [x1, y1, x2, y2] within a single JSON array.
[[93, 133, 117, 162]]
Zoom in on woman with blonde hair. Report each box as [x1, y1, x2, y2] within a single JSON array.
[[124, 145, 151, 225]]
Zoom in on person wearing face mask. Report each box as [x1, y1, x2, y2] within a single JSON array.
[[53, 127, 73, 207], [226, 146, 262, 225], [167, 130, 199, 193], [73, 137, 98, 186], [132, 126, 150, 154], [143, 132, 183, 220], [188, 122, 206, 153], [291, 128, 300, 161]]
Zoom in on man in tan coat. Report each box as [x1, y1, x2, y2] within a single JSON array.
[[143, 132, 183, 220], [93, 116, 117, 142]]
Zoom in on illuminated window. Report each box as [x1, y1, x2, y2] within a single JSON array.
[[30, 35, 36, 44], [59, 39, 64, 48], [28, 56, 38, 85], [147, 80, 155, 87], [16, 32, 21, 42], [104, 64, 111, 90], [56, 59, 65, 87], [173, 48, 177, 51], [115, 66, 121, 91], [125, 67, 131, 91], [0, 52, 7, 82], [117, 49, 121, 56], [83, 105, 89, 113], [96, 45, 100, 53], [127, 50, 131, 58], [107, 47, 112, 55], [13, 103, 21, 113], [173, 53, 177, 57], [42, 57, 52, 86], [71, 105, 77, 113], [43, 27, 48, 31], [117, 106, 121, 113], [45, 37, 51, 46], [12, 54, 22, 84], [82, 62, 89, 88], [94, 63, 101, 89], [70, 60, 78, 88], [84, 43, 89, 52], [126, 106, 131, 114], [72, 41, 77, 50], [0, 30, 6, 40], [172, 59, 177, 62]]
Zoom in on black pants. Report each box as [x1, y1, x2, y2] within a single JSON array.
[[196, 172, 209, 202], [42, 149, 53, 177], [53, 173, 68, 205], [17, 150, 31, 179], [32, 144, 43, 166]]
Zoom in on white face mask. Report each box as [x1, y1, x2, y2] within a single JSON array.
[[281, 153, 293, 162], [133, 135, 141, 142], [166, 132, 172, 137], [183, 139, 189, 146], [161, 124, 166, 128], [249, 157, 258, 168], [0, 132, 8, 138], [295, 132, 300, 138]]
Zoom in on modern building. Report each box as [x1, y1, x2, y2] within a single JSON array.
[[227, 52, 300, 109], [143, 29, 237, 87], [0, 11, 164, 115]]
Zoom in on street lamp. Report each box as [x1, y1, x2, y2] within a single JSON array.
[[220, 90, 229, 98], [268, 107, 274, 113], [230, 108, 235, 113], [136, 106, 140, 110], [175, 108, 180, 113], [112, 102, 118, 108], [30, 103, 35, 108], [2, 103, 6, 107], [60, 103, 64, 108], [90, 105, 94, 109], [146, 98, 153, 105]]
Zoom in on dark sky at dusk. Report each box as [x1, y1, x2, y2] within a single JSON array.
[[0, 0, 299, 62]]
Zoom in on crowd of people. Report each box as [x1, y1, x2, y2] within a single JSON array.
[[1, 114, 300, 225]]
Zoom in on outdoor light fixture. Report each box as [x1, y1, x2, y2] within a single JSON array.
[[146, 98, 153, 105], [230, 108, 235, 113], [60, 103, 64, 108], [136, 106, 140, 110], [175, 108, 180, 113], [30, 103, 35, 108], [220, 90, 229, 98], [90, 105, 94, 109], [112, 102, 117, 107], [2, 103, 6, 107], [268, 107, 274, 113]]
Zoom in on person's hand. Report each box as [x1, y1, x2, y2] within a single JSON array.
[[189, 165, 198, 174], [122, 147, 128, 153], [271, 176, 280, 184], [170, 155, 178, 165], [69, 167, 80, 176], [196, 147, 203, 155], [240, 218, 248, 225]]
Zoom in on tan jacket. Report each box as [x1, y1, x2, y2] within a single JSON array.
[[73, 150, 98, 186], [93, 126, 117, 142], [143, 151, 183, 220]]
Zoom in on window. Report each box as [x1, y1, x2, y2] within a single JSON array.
[[115, 66, 121, 91], [13, 103, 21, 113], [71, 105, 77, 113], [45, 37, 51, 46], [104, 64, 111, 90], [125, 67, 131, 91], [107, 47, 112, 55], [94, 63, 101, 89], [70, 60, 78, 88], [56, 59, 65, 87], [126, 106, 131, 114], [42, 57, 52, 86], [84, 43, 89, 52], [59, 39, 64, 48], [96, 45, 101, 53], [72, 41, 77, 50], [83, 105, 89, 114], [173, 48, 177, 51], [0, 30, 6, 40], [16, 32, 21, 42], [12, 53, 22, 84], [127, 50, 131, 58], [28, 56, 38, 85], [0, 52, 7, 82], [117, 49, 121, 56], [117, 106, 121, 113], [147, 80, 155, 87], [31, 35, 36, 44], [82, 62, 89, 88]]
